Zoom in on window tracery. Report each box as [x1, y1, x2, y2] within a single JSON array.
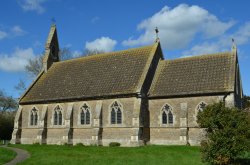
[[80, 103, 91, 125], [161, 104, 174, 125], [110, 101, 122, 124]]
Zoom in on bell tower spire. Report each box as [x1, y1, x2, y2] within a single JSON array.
[[43, 24, 60, 73]]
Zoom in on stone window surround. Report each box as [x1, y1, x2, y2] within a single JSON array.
[[28, 106, 39, 127], [159, 103, 174, 127], [194, 101, 208, 124], [51, 104, 64, 127], [108, 100, 124, 127], [77, 102, 92, 127], [196, 101, 207, 113]]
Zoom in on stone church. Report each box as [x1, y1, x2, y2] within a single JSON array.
[[11, 25, 243, 146]]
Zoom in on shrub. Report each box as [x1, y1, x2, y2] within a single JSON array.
[[197, 102, 250, 164], [109, 142, 121, 147], [76, 143, 85, 146], [0, 111, 16, 140]]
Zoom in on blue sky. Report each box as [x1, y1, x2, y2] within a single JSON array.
[[0, 0, 249, 98]]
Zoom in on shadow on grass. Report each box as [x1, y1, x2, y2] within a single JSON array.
[[233, 158, 250, 165], [234, 152, 250, 165]]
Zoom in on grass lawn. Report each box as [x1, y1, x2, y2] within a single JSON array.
[[0, 147, 16, 164], [10, 144, 204, 165]]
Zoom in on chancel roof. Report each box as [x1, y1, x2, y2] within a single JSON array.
[[149, 52, 236, 97]]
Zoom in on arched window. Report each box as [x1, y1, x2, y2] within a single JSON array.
[[34, 112, 38, 125], [197, 102, 207, 112], [80, 103, 91, 125], [162, 111, 167, 124], [54, 105, 63, 125], [30, 113, 34, 126], [110, 101, 123, 124], [86, 110, 90, 124], [54, 111, 58, 125], [58, 111, 62, 125], [30, 107, 38, 126], [111, 109, 116, 124], [168, 111, 173, 124], [162, 104, 174, 125], [81, 111, 85, 124], [117, 109, 122, 124]]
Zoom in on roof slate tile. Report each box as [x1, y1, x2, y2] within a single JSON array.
[[20, 45, 155, 104], [149, 52, 236, 97]]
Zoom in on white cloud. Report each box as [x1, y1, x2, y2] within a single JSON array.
[[182, 22, 250, 56], [182, 42, 224, 56], [18, 0, 47, 14], [11, 26, 26, 36], [0, 25, 26, 40], [0, 48, 36, 72], [0, 31, 7, 40], [122, 4, 234, 50], [85, 37, 117, 52], [232, 22, 250, 45]]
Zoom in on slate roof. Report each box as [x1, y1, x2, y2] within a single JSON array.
[[149, 52, 236, 97], [20, 44, 158, 104]]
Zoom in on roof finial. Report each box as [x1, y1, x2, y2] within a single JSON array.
[[51, 17, 56, 26], [232, 38, 237, 50], [155, 27, 160, 42]]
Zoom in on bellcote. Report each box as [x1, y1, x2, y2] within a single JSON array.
[[43, 24, 60, 72]]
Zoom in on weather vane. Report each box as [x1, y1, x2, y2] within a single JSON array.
[[155, 27, 159, 42]]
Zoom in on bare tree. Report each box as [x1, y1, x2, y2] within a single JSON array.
[[25, 55, 43, 78], [59, 47, 73, 61], [83, 49, 105, 56], [15, 79, 26, 94], [0, 90, 18, 112]]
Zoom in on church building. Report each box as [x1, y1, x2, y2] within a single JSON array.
[[11, 25, 243, 146]]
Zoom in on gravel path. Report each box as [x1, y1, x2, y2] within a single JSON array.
[[1, 146, 30, 165]]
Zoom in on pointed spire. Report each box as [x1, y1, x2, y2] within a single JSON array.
[[155, 27, 160, 43]]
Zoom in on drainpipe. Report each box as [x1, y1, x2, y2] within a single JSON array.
[[223, 93, 230, 103]]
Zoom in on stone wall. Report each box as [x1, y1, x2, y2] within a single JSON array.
[[14, 97, 143, 146], [12, 94, 237, 146], [148, 95, 223, 145]]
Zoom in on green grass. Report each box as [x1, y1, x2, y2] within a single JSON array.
[[0, 147, 16, 164], [10, 144, 204, 165]]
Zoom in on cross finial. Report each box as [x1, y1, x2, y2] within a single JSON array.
[[232, 38, 237, 50], [51, 17, 56, 26], [155, 27, 159, 42]]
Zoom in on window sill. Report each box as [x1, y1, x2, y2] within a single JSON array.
[[160, 124, 174, 127]]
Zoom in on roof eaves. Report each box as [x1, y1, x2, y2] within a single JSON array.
[[20, 92, 138, 105], [148, 90, 235, 99]]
